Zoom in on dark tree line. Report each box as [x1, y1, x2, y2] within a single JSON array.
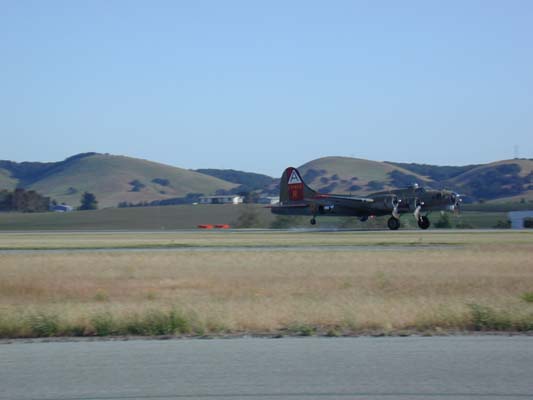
[[0, 188, 50, 212]]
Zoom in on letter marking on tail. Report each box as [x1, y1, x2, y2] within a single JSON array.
[[287, 168, 304, 201], [288, 170, 302, 184]]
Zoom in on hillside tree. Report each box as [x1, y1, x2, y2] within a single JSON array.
[[79, 192, 98, 210]]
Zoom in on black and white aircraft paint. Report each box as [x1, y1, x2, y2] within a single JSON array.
[[270, 167, 461, 230]]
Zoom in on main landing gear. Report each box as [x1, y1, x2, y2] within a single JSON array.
[[388, 215, 430, 230], [414, 200, 430, 230], [417, 215, 430, 230], [387, 217, 400, 230], [310, 217, 317, 225]]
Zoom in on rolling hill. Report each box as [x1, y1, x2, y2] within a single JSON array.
[[297, 156, 430, 194], [296, 157, 533, 203], [0, 169, 17, 190], [447, 159, 533, 202], [195, 169, 276, 193], [1, 153, 532, 208], [0, 153, 237, 208]]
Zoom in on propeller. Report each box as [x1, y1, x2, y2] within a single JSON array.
[[392, 196, 401, 219], [451, 193, 462, 215]]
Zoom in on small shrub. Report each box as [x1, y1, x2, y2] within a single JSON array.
[[521, 292, 533, 303], [193, 325, 206, 336], [152, 178, 170, 186], [326, 327, 341, 337], [27, 313, 60, 337], [129, 180, 146, 192], [515, 318, 533, 332], [141, 309, 191, 335], [91, 313, 115, 336], [93, 289, 109, 302], [63, 323, 87, 337], [0, 314, 22, 338], [299, 325, 315, 336], [468, 304, 512, 331], [287, 323, 316, 336], [143, 310, 173, 335]]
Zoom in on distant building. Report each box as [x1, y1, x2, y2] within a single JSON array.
[[51, 204, 73, 212], [199, 195, 244, 205], [508, 211, 533, 229], [257, 196, 279, 205]]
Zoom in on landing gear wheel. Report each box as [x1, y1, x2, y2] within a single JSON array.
[[387, 217, 400, 230], [418, 216, 430, 230], [310, 218, 317, 225]]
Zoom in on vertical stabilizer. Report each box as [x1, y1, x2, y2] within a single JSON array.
[[279, 167, 317, 203]]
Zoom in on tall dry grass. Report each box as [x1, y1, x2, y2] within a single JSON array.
[[1, 240, 533, 337]]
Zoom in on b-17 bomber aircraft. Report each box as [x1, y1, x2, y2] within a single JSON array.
[[270, 167, 462, 230]]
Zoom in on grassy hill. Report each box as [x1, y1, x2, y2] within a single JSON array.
[[446, 159, 533, 202], [0, 169, 17, 190], [296, 156, 533, 203], [297, 156, 429, 194], [450, 159, 533, 183], [195, 169, 276, 192], [1, 153, 237, 208], [1, 153, 532, 208]]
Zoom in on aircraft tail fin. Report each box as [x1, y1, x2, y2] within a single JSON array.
[[279, 167, 317, 203]]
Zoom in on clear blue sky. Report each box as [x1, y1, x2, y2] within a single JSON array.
[[1, 1, 532, 176]]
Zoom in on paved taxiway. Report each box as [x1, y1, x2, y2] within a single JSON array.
[[2, 336, 532, 399], [0, 244, 461, 254]]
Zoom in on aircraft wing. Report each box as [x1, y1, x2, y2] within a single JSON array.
[[269, 194, 374, 216], [310, 194, 374, 205], [270, 202, 310, 208]]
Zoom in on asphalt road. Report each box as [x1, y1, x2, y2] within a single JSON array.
[[0, 228, 519, 234], [1, 336, 532, 400], [0, 244, 460, 254]]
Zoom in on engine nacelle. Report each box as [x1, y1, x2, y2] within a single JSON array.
[[371, 195, 399, 211]]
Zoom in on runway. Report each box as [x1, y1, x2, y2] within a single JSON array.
[[0, 244, 461, 254], [0, 228, 518, 234], [2, 336, 532, 399]]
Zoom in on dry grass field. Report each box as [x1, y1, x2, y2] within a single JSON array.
[[0, 231, 532, 338]]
